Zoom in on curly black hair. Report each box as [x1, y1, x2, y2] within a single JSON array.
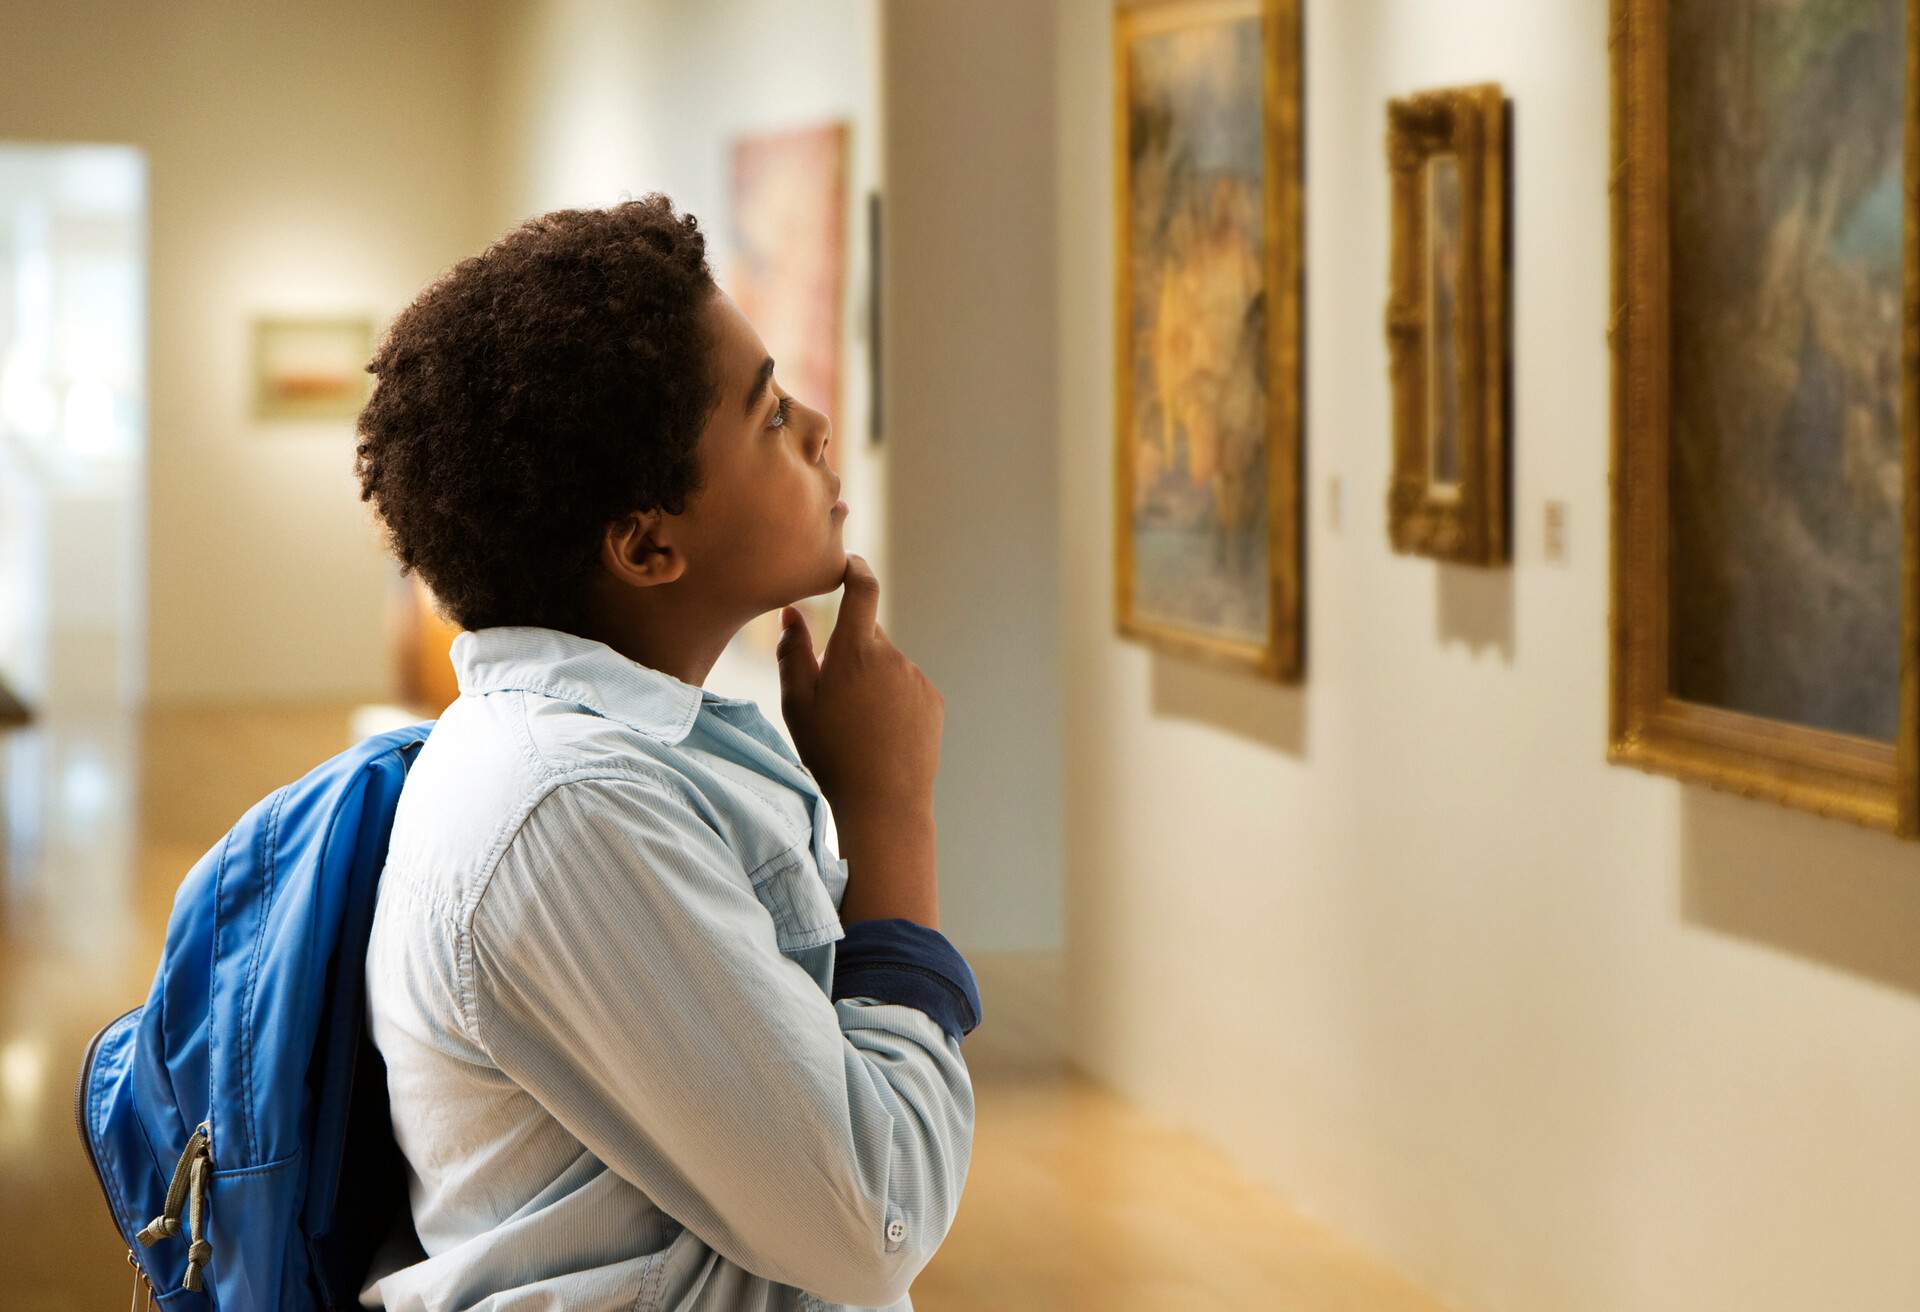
[[354, 193, 719, 633]]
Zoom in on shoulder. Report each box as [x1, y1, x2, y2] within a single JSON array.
[[516, 685, 684, 779], [471, 763, 725, 924], [385, 691, 710, 912]]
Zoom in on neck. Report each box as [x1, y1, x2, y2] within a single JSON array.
[[579, 587, 749, 687]]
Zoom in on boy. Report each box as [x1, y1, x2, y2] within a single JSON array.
[[352, 195, 980, 1311]]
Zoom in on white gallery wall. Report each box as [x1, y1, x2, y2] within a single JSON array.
[[881, 0, 1065, 952], [1052, 2, 1920, 1310], [0, 1, 491, 704]]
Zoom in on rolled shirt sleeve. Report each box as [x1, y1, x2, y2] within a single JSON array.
[[461, 771, 974, 1309], [831, 918, 983, 1046]]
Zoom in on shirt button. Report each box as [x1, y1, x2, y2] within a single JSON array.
[[885, 1219, 907, 1243]]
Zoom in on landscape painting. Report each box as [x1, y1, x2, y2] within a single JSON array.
[[252, 316, 373, 421], [1114, 0, 1301, 681], [1666, 0, 1905, 743], [1610, 0, 1920, 834]]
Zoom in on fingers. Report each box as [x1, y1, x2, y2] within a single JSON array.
[[832, 553, 880, 641], [776, 604, 819, 708]]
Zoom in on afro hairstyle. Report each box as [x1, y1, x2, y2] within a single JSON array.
[[354, 193, 721, 634]]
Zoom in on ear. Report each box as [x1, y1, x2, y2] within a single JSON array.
[[600, 510, 687, 588]]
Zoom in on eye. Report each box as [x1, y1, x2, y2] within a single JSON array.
[[768, 395, 794, 430]]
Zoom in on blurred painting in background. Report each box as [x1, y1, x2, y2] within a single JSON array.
[[1383, 82, 1508, 566], [1666, 0, 1906, 742], [251, 315, 373, 421], [725, 120, 850, 661], [1114, 0, 1302, 682]]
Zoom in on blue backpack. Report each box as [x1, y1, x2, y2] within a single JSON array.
[[75, 720, 435, 1309]]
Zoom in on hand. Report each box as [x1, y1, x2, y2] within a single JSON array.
[[775, 554, 943, 818]]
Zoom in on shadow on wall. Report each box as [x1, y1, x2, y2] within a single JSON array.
[[1149, 652, 1306, 757], [1680, 787, 1920, 999], [1435, 562, 1515, 661]]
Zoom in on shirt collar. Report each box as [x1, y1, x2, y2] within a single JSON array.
[[451, 625, 747, 746]]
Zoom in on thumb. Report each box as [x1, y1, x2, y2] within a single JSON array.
[[775, 605, 819, 711]]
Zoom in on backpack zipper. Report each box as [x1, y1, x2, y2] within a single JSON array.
[[72, 1007, 148, 1291]]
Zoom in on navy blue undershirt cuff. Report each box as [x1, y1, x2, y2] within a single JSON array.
[[831, 917, 983, 1044]]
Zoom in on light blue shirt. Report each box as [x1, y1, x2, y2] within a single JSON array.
[[361, 625, 976, 1311]]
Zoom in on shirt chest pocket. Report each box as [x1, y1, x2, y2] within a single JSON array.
[[745, 840, 843, 955], [718, 766, 847, 957]]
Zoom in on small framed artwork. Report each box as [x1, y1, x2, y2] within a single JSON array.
[[1384, 82, 1509, 565], [251, 316, 375, 421], [1610, 0, 1919, 835], [1114, 0, 1304, 682]]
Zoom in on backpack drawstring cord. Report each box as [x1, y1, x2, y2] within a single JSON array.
[[182, 1147, 211, 1290], [135, 1121, 212, 1290]]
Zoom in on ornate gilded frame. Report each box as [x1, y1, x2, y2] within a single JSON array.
[[1384, 83, 1508, 565], [1608, 0, 1920, 836], [1113, 0, 1304, 681]]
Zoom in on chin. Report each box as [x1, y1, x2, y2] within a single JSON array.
[[818, 540, 850, 586], [782, 543, 847, 606]]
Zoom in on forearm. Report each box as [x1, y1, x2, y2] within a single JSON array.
[[834, 801, 939, 930]]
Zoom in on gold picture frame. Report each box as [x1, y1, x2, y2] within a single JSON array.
[[1608, 0, 1920, 836], [1113, 0, 1304, 681], [1384, 83, 1509, 565]]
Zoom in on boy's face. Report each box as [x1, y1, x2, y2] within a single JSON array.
[[670, 288, 848, 614]]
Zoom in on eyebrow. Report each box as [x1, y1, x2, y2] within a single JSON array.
[[744, 356, 774, 416]]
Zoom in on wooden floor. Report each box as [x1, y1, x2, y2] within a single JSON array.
[[0, 702, 1449, 1311]]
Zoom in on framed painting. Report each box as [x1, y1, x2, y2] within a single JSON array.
[[1114, 0, 1303, 681], [251, 316, 375, 421], [1610, 0, 1920, 835], [1385, 83, 1509, 565]]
